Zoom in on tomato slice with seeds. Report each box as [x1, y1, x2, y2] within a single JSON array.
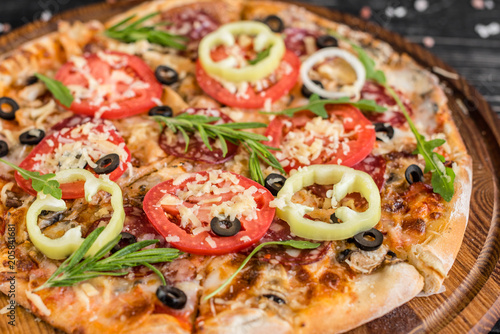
[[143, 171, 275, 255], [265, 104, 376, 172], [15, 116, 131, 199], [196, 50, 300, 109], [55, 51, 162, 119]]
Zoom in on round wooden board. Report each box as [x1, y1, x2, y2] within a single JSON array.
[[1, 1, 499, 333]]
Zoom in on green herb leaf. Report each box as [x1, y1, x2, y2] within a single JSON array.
[[350, 44, 386, 85], [105, 12, 187, 50], [153, 114, 285, 185], [204, 240, 320, 300], [262, 94, 387, 118], [35, 73, 74, 108], [248, 47, 271, 65], [34, 227, 181, 291], [0, 158, 62, 199]]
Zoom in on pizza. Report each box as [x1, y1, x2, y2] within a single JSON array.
[[0, 0, 472, 333]]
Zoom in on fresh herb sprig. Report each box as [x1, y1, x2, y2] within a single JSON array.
[[333, 31, 456, 201], [35, 73, 74, 108], [105, 12, 187, 50], [262, 94, 387, 118], [0, 158, 61, 199], [34, 227, 180, 291], [204, 240, 320, 300], [248, 47, 271, 65], [153, 114, 285, 185]]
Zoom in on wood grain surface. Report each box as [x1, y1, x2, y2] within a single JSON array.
[[0, 1, 499, 333]]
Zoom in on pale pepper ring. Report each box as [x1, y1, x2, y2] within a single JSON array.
[[275, 165, 381, 241], [198, 21, 285, 83], [26, 169, 125, 260]]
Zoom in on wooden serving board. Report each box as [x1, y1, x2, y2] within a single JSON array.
[[1, 1, 499, 333]]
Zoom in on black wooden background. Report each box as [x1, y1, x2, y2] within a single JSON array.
[[0, 0, 499, 332]]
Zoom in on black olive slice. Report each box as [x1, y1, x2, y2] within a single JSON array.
[[316, 35, 338, 49], [148, 105, 173, 118], [156, 285, 187, 309], [264, 173, 287, 196], [330, 213, 340, 224], [19, 129, 45, 145], [0, 140, 8, 158], [111, 232, 137, 254], [263, 294, 286, 305], [155, 66, 179, 85], [301, 80, 323, 99], [263, 15, 284, 33], [93, 153, 120, 174], [353, 228, 383, 251], [337, 249, 352, 262], [405, 164, 424, 184], [373, 122, 395, 141], [385, 250, 398, 261], [26, 76, 39, 86], [0, 97, 20, 121], [210, 217, 241, 237]]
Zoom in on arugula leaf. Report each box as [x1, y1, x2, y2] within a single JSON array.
[[248, 47, 271, 65], [0, 158, 62, 199], [203, 240, 320, 300], [262, 94, 387, 118], [35, 73, 74, 108]]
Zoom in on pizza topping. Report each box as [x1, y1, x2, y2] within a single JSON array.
[[300, 48, 366, 99], [272, 165, 381, 240], [283, 27, 320, 57], [149, 105, 173, 118], [263, 294, 286, 304], [110, 232, 137, 254], [210, 216, 241, 237], [0, 97, 19, 120], [198, 21, 285, 83], [344, 244, 389, 274], [155, 65, 179, 85], [143, 171, 276, 255], [35, 73, 74, 108], [93, 153, 120, 175], [26, 169, 125, 259], [374, 122, 395, 141], [156, 285, 187, 310], [405, 164, 424, 184], [351, 154, 387, 191], [264, 173, 287, 196], [301, 80, 323, 99], [262, 15, 285, 33], [0, 141, 8, 157], [352, 228, 383, 251], [316, 35, 339, 49], [19, 129, 45, 145]]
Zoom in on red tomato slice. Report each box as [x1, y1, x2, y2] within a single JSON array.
[[55, 52, 162, 119], [15, 116, 131, 199], [143, 171, 275, 255], [158, 108, 238, 164], [195, 50, 301, 109], [265, 104, 376, 172]]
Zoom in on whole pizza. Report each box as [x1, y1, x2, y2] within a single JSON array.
[[0, 0, 472, 333]]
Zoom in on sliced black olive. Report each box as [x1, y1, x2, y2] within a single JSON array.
[[405, 164, 424, 185], [210, 217, 241, 237], [19, 129, 45, 145], [385, 250, 398, 261], [26, 76, 39, 86], [353, 228, 383, 251], [263, 15, 284, 33], [93, 153, 120, 174], [264, 173, 287, 196], [301, 80, 323, 99], [111, 232, 137, 254], [330, 213, 340, 224], [374, 122, 394, 141], [263, 294, 286, 305], [156, 285, 187, 309], [0, 97, 20, 121], [337, 249, 352, 262], [0, 140, 8, 157], [155, 65, 179, 85], [148, 105, 173, 118], [316, 35, 338, 49]]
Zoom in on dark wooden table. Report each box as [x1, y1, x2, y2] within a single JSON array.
[[0, 0, 499, 332]]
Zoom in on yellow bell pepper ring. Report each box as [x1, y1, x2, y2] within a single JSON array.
[[198, 21, 285, 83], [274, 165, 381, 241], [26, 169, 125, 260]]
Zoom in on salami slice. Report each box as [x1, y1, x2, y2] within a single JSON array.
[[159, 108, 238, 164], [352, 154, 387, 191], [360, 81, 413, 127], [283, 27, 320, 57]]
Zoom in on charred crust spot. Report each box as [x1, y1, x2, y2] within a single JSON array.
[[383, 198, 406, 213], [319, 271, 340, 289], [402, 218, 426, 234], [295, 268, 311, 283]]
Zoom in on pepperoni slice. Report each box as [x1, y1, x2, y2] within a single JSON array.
[[360, 81, 413, 127], [283, 27, 320, 57], [352, 154, 386, 191], [158, 108, 238, 164], [251, 218, 331, 266]]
